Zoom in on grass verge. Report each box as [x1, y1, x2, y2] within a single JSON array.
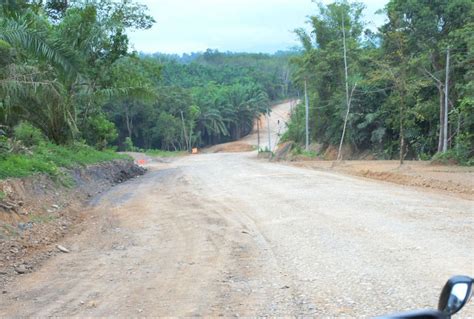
[[0, 143, 130, 179], [145, 149, 187, 157]]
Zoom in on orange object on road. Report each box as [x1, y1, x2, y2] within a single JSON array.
[[136, 159, 146, 165], [192, 148, 198, 154]]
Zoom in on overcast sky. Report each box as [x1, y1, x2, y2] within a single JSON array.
[[128, 0, 388, 54]]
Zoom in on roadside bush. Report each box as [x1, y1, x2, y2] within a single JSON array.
[[13, 122, 46, 147], [0, 39, 14, 65], [290, 143, 318, 158], [0, 136, 10, 159], [0, 142, 130, 179], [280, 103, 305, 144], [123, 137, 134, 151], [83, 114, 118, 150], [291, 143, 303, 155], [453, 133, 473, 164], [432, 150, 462, 165], [431, 133, 473, 166]]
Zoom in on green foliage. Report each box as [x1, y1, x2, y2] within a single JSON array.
[[432, 133, 474, 166], [453, 133, 473, 164], [0, 1, 292, 155], [300, 150, 319, 159], [290, 143, 319, 158], [83, 114, 118, 150], [432, 151, 466, 166], [13, 122, 46, 147], [0, 13, 76, 75], [123, 137, 134, 152], [0, 39, 14, 65], [0, 0, 156, 145], [280, 103, 306, 144], [145, 149, 186, 157], [0, 152, 59, 178], [153, 50, 296, 101], [6, 0, 470, 166], [286, 0, 473, 163], [0, 136, 10, 158], [0, 142, 129, 179], [107, 61, 274, 150]]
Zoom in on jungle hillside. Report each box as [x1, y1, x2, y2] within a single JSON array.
[[0, 0, 473, 180]]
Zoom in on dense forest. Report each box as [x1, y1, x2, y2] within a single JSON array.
[[285, 0, 473, 164], [0, 0, 294, 157], [0, 0, 472, 169], [115, 50, 296, 149]]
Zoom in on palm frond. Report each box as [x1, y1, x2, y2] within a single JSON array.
[[0, 14, 77, 76], [95, 85, 158, 104]]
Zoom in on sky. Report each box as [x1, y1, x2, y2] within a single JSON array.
[[128, 0, 389, 55]]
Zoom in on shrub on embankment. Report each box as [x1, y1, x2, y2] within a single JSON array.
[[0, 138, 129, 179]]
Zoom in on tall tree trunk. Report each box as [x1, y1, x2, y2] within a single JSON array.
[[443, 47, 450, 152], [304, 79, 309, 151], [400, 98, 405, 165], [180, 111, 189, 151], [437, 87, 445, 153], [125, 105, 132, 139], [188, 122, 193, 152], [236, 121, 241, 139], [337, 14, 350, 161], [257, 119, 260, 150], [266, 110, 271, 151]]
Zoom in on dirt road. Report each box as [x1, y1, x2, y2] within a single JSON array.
[[1, 101, 473, 317], [241, 100, 297, 151], [204, 100, 296, 153], [1, 154, 472, 316]]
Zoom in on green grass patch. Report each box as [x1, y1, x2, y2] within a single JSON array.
[[291, 144, 320, 159], [145, 149, 187, 157], [0, 191, 5, 200], [0, 143, 130, 179], [29, 213, 57, 224], [298, 150, 319, 159], [431, 149, 473, 166]]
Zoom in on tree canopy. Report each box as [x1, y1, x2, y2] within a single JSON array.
[[2, 0, 471, 164], [0, 1, 295, 152], [285, 0, 473, 164]]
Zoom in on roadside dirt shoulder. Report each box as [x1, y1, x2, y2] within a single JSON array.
[[285, 160, 473, 200], [0, 159, 146, 289]]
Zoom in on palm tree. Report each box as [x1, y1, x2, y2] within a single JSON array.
[[0, 12, 76, 75], [225, 84, 269, 140], [0, 11, 80, 142]]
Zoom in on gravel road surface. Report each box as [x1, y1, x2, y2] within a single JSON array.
[[0, 101, 472, 317]]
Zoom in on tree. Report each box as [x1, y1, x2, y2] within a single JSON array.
[[382, 0, 473, 154], [0, 0, 156, 145], [291, 1, 365, 150], [284, 0, 473, 164]]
